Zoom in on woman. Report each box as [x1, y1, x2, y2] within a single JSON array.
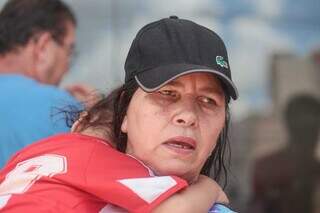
[[0, 16, 238, 212]]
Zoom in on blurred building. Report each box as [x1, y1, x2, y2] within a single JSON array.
[[271, 51, 320, 115]]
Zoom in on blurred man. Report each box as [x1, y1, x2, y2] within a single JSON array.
[[0, 0, 81, 167]]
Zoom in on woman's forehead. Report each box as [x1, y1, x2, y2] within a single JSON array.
[[162, 72, 224, 92]]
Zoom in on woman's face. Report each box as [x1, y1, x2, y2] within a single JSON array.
[[121, 72, 226, 182]]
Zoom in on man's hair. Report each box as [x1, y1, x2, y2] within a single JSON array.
[[0, 0, 76, 55]]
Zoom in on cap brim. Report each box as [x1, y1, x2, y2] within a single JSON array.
[[135, 63, 239, 100]]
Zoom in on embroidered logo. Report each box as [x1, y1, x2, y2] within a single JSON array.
[[216, 56, 229, 69]]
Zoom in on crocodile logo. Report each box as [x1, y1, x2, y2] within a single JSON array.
[[216, 56, 229, 69]]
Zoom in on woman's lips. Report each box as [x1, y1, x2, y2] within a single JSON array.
[[163, 136, 197, 155]]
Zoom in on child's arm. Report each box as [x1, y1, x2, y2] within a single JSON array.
[[152, 175, 228, 213]]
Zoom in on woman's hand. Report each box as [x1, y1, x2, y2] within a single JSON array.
[[196, 175, 229, 205]]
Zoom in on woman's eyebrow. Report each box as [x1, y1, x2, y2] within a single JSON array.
[[165, 81, 224, 94], [199, 87, 226, 101], [199, 86, 224, 94]]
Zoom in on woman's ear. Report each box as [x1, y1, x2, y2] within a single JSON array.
[[121, 115, 128, 133]]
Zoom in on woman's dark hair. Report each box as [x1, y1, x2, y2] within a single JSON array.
[[202, 109, 231, 188], [68, 79, 231, 187]]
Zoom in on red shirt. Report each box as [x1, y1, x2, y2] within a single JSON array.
[[0, 134, 187, 212]]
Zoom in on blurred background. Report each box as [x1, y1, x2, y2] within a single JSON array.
[[2, 0, 319, 212]]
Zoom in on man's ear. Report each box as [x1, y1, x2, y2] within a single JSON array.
[[121, 115, 128, 133], [32, 32, 57, 82]]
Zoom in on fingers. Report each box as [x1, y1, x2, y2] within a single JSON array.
[[64, 83, 102, 107]]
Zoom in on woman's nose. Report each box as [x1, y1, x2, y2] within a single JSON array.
[[172, 99, 198, 128]]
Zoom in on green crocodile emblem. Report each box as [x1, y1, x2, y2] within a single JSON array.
[[216, 56, 229, 69]]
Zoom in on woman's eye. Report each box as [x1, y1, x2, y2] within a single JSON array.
[[159, 90, 178, 98], [198, 96, 217, 106]]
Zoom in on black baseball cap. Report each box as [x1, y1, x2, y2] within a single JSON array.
[[125, 16, 239, 100]]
